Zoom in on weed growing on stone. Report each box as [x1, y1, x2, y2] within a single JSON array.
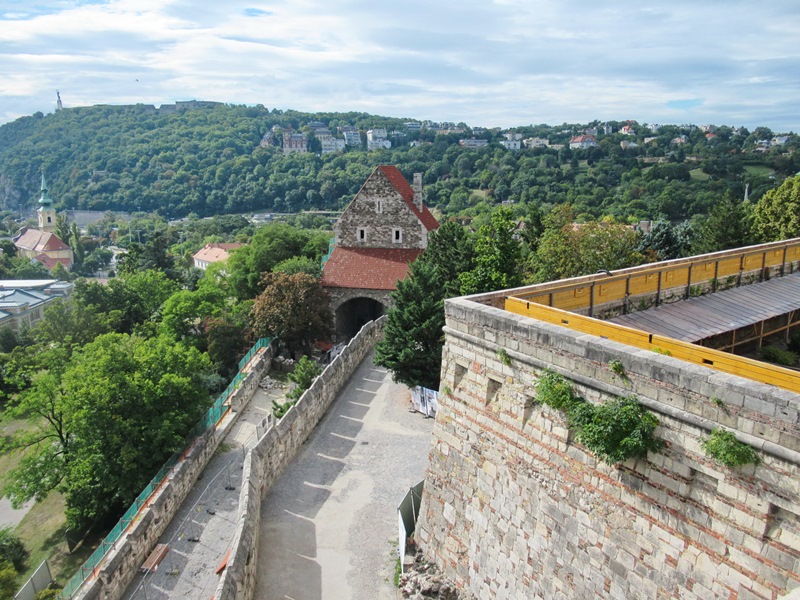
[[497, 348, 512, 367], [702, 429, 760, 468]]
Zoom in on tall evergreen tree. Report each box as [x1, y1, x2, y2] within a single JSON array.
[[417, 220, 475, 298], [375, 259, 445, 390]]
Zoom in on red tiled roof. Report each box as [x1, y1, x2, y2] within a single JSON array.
[[193, 243, 245, 263], [320, 246, 423, 290], [377, 166, 439, 232], [14, 229, 71, 253], [34, 254, 72, 270]]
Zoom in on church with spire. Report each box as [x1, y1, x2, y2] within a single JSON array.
[[13, 172, 74, 271]]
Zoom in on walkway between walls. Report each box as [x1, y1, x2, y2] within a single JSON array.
[[121, 380, 287, 600], [255, 353, 435, 600]]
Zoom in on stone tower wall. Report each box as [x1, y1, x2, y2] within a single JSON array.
[[417, 298, 800, 600]]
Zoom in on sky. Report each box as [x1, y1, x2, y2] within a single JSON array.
[[1, 0, 798, 131]]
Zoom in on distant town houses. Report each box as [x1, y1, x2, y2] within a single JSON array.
[[339, 126, 362, 147], [500, 132, 522, 151]]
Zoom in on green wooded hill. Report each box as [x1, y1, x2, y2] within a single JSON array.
[[0, 103, 797, 221]]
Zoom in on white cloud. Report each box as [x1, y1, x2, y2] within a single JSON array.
[[0, 0, 798, 130]]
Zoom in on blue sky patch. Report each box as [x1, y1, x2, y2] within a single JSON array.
[[243, 8, 273, 17]]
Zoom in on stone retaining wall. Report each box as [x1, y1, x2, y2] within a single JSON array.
[[417, 298, 799, 600], [215, 316, 386, 600], [74, 344, 274, 600]]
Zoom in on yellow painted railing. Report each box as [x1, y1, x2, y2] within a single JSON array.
[[513, 239, 800, 313], [505, 297, 800, 394]]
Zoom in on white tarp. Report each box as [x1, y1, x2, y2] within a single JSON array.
[[411, 387, 439, 418], [397, 480, 425, 574]]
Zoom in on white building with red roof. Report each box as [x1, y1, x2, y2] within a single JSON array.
[[321, 165, 439, 339], [569, 134, 597, 149], [192, 242, 245, 270]]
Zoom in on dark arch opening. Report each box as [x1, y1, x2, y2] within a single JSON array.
[[336, 297, 384, 341]]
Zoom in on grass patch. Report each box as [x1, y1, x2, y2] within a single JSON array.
[[689, 168, 710, 181], [743, 164, 774, 177]]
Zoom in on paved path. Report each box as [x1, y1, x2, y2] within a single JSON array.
[[122, 381, 287, 600], [255, 353, 434, 600]]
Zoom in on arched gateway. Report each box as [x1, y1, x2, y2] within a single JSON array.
[[321, 165, 439, 341]]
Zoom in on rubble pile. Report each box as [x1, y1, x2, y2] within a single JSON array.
[[399, 552, 470, 600], [258, 376, 284, 390]]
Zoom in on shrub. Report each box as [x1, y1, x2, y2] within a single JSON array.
[[534, 370, 662, 464], [35, 589, 63, 600], [759, 345, 798, 367], [287, 356, 323, 400], [577, 396, 663, 464], [702, 429, 760, 468], [0, 526, 28, 572], [535, 369, 581, 411], [272, 399, 296, 419]]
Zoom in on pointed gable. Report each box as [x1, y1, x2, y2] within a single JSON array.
[[378, 165, 439, 232]]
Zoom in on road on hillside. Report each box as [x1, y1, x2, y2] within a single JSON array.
[[255, 352, 434, 600]]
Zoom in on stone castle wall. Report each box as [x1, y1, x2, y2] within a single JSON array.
[[417, 298, 800, 600]]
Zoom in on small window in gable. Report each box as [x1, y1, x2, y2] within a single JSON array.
[[393, 228, 403, 244], [376, 200, 383, 213], [47, 216, 52, 223], [357, 227, 367, 242]]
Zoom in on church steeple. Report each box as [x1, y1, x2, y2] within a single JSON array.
[[37, 170, 57, 233]]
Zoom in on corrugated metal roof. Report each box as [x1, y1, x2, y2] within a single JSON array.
[[608, 272, 800, 342]]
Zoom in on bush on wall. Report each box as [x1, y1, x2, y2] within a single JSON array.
[[534, 369, 663, 464]]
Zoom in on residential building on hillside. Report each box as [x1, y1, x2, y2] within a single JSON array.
[[192, 242, 245, 270], [524, 137, 549, 149], [0, 279, 73, 330], [321, 165, 439, 339], [367, 129, 391, 150], [459, 138, 488, 148], [282, 131, 308, 155], [569, 134, 597, 149]]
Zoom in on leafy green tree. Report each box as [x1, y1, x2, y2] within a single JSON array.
[[752, 175, 800, 241], [5, 334, 213, 529], [375, 260, 444, 390], [418, 220, 474, 298], [251, 272, 332, 353], [638, 220, 692, 261], [272, 256, 321, 277], [692, 193, 752, 254], [228, 223, 329, 300], [459, 207, 522, 295]]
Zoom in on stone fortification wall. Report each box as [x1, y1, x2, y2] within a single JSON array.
[[417, 298, 799, 600], [214, 316, 386, 600], [74, 345, 274, 600]]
